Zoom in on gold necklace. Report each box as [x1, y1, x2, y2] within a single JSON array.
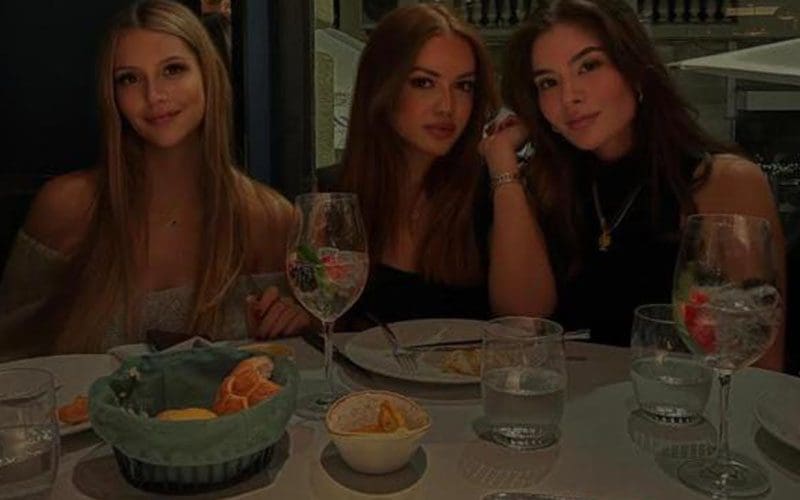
[[591, 181, 644, 252], [151, 203, 191, 229]]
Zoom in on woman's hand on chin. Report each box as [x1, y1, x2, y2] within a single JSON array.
[[480, 113, 529, 175], [246, 286, 314, 339]]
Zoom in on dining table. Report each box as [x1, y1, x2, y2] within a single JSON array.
[[32, 333, 800, 499]]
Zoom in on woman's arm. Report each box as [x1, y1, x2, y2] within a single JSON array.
[[0, 170, 95, 359], [480, 116, 557, 317], [24, 170, 96, 256], [243, 180, 312, 338], [693, 154, 787, 371]]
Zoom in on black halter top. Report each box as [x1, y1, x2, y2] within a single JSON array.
[[548, 153, 699, 346]]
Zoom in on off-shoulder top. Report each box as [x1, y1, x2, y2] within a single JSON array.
[[0, 230, 284, 360]]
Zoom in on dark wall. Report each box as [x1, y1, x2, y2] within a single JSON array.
[[265, 0, 314, 196], [0, 1, 138, 268], [0, 1, 137, 180]]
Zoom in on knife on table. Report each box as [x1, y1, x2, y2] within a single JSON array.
[[405, 329, 591, 352], [405, 339, 481, 352]]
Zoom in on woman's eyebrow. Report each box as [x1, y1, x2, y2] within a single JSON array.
[[532, 45, 604, 78], [410, 66, 475, 79], [113, 55, 187, 72]]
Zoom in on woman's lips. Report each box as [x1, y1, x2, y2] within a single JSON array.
[[146, 110, 180, 125], [566, 112, 600, 131], [424, 123, 456, 140]]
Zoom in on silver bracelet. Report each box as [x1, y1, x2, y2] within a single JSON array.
[[490, 170, 524, 193]]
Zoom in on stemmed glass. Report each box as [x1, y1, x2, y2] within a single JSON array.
[[672, 214, 782, 497], [286, 193, 369, 419]]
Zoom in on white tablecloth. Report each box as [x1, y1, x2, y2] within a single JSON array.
[[45, 338, 800, 499]]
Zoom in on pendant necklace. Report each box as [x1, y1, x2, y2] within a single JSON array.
[[591, 181, 644, 252]]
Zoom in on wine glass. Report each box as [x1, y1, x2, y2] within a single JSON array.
[[672, 213, 782, 497], [286, 193, 368, 419]]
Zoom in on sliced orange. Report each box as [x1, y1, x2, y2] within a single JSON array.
[[212, 356, 282, 416], [57, 395, 89, 425]]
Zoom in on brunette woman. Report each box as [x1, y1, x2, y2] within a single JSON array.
[[483, 0, 785, 369], [322, 4, 550, 326]]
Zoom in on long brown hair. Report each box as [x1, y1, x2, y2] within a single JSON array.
[[503, 0, 732, 273], [53, 0, 278, 352], [337, 4, 497, 285]]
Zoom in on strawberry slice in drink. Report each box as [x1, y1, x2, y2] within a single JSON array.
[[321, 254, 350, 284], [682, 290, 717, 353]]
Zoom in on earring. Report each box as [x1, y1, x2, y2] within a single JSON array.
[[637, 89, 644, 104], [551, 124, 560, 134]]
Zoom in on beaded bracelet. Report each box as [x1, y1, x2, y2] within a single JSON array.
[[490, 170, 524, 193]]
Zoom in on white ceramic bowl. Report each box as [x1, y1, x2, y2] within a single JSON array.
[[325, 390, 431, 475]]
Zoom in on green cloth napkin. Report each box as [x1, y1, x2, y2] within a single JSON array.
[[89, 346, 298, 466]]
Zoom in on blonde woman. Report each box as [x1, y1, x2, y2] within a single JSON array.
[[0, 0, 307, 359]]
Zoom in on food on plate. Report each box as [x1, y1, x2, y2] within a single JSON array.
[[157, 407, 218, 421], [239, 342, 294, 358], [212, 355, 282, 415], [351, 400, 407, 433], [57, 395, 90, 425], [441, 349, 481, 376]]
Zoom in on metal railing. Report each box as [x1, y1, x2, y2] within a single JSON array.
[[640, 1, 739, 24], [460, 0, 540, 27], [454, 1, 741, 28]]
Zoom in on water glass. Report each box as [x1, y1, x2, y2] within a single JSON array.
[[0, 369, 59, 499], [630, 304, 712, 426], [480, 317, 566, 450]]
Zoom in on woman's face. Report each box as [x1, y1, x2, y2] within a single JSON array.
[[531, 23, 637, 162], [391, 33, 476, 168], [113, 29, 206, 150]]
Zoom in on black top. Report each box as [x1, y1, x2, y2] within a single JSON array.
[[315, 165, 492, 329], [348, 264, 490, 326], [547, 153, 700, 346]]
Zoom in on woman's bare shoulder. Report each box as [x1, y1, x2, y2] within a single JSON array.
[[709, 153, 764, 180], [237, 172, 292, 221], [694, 154, 774, 216], [25, 169, 98, 255]]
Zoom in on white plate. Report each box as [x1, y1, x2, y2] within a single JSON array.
[[343, 319, 485, 384], [754, 390, 800, 452], [0, 354, 120, 436]]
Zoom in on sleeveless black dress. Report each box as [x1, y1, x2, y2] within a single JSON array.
[[547, 153, 699, 346]]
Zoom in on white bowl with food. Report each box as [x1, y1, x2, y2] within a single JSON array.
[[325, 390, 431, 475]]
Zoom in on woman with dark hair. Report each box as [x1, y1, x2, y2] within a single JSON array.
[[325, 4, 549, 325], [483, 0, 785, 369]]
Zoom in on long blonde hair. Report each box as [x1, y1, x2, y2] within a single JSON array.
[[338, 4, 497, 285], [53, 0, 277, 352]]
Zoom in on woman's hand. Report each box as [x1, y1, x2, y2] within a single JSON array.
[[480, 114, 530, 175], [246, 286, 312, 339]]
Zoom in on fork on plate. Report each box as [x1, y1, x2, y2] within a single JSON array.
[[364, 313, 418, 373]]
